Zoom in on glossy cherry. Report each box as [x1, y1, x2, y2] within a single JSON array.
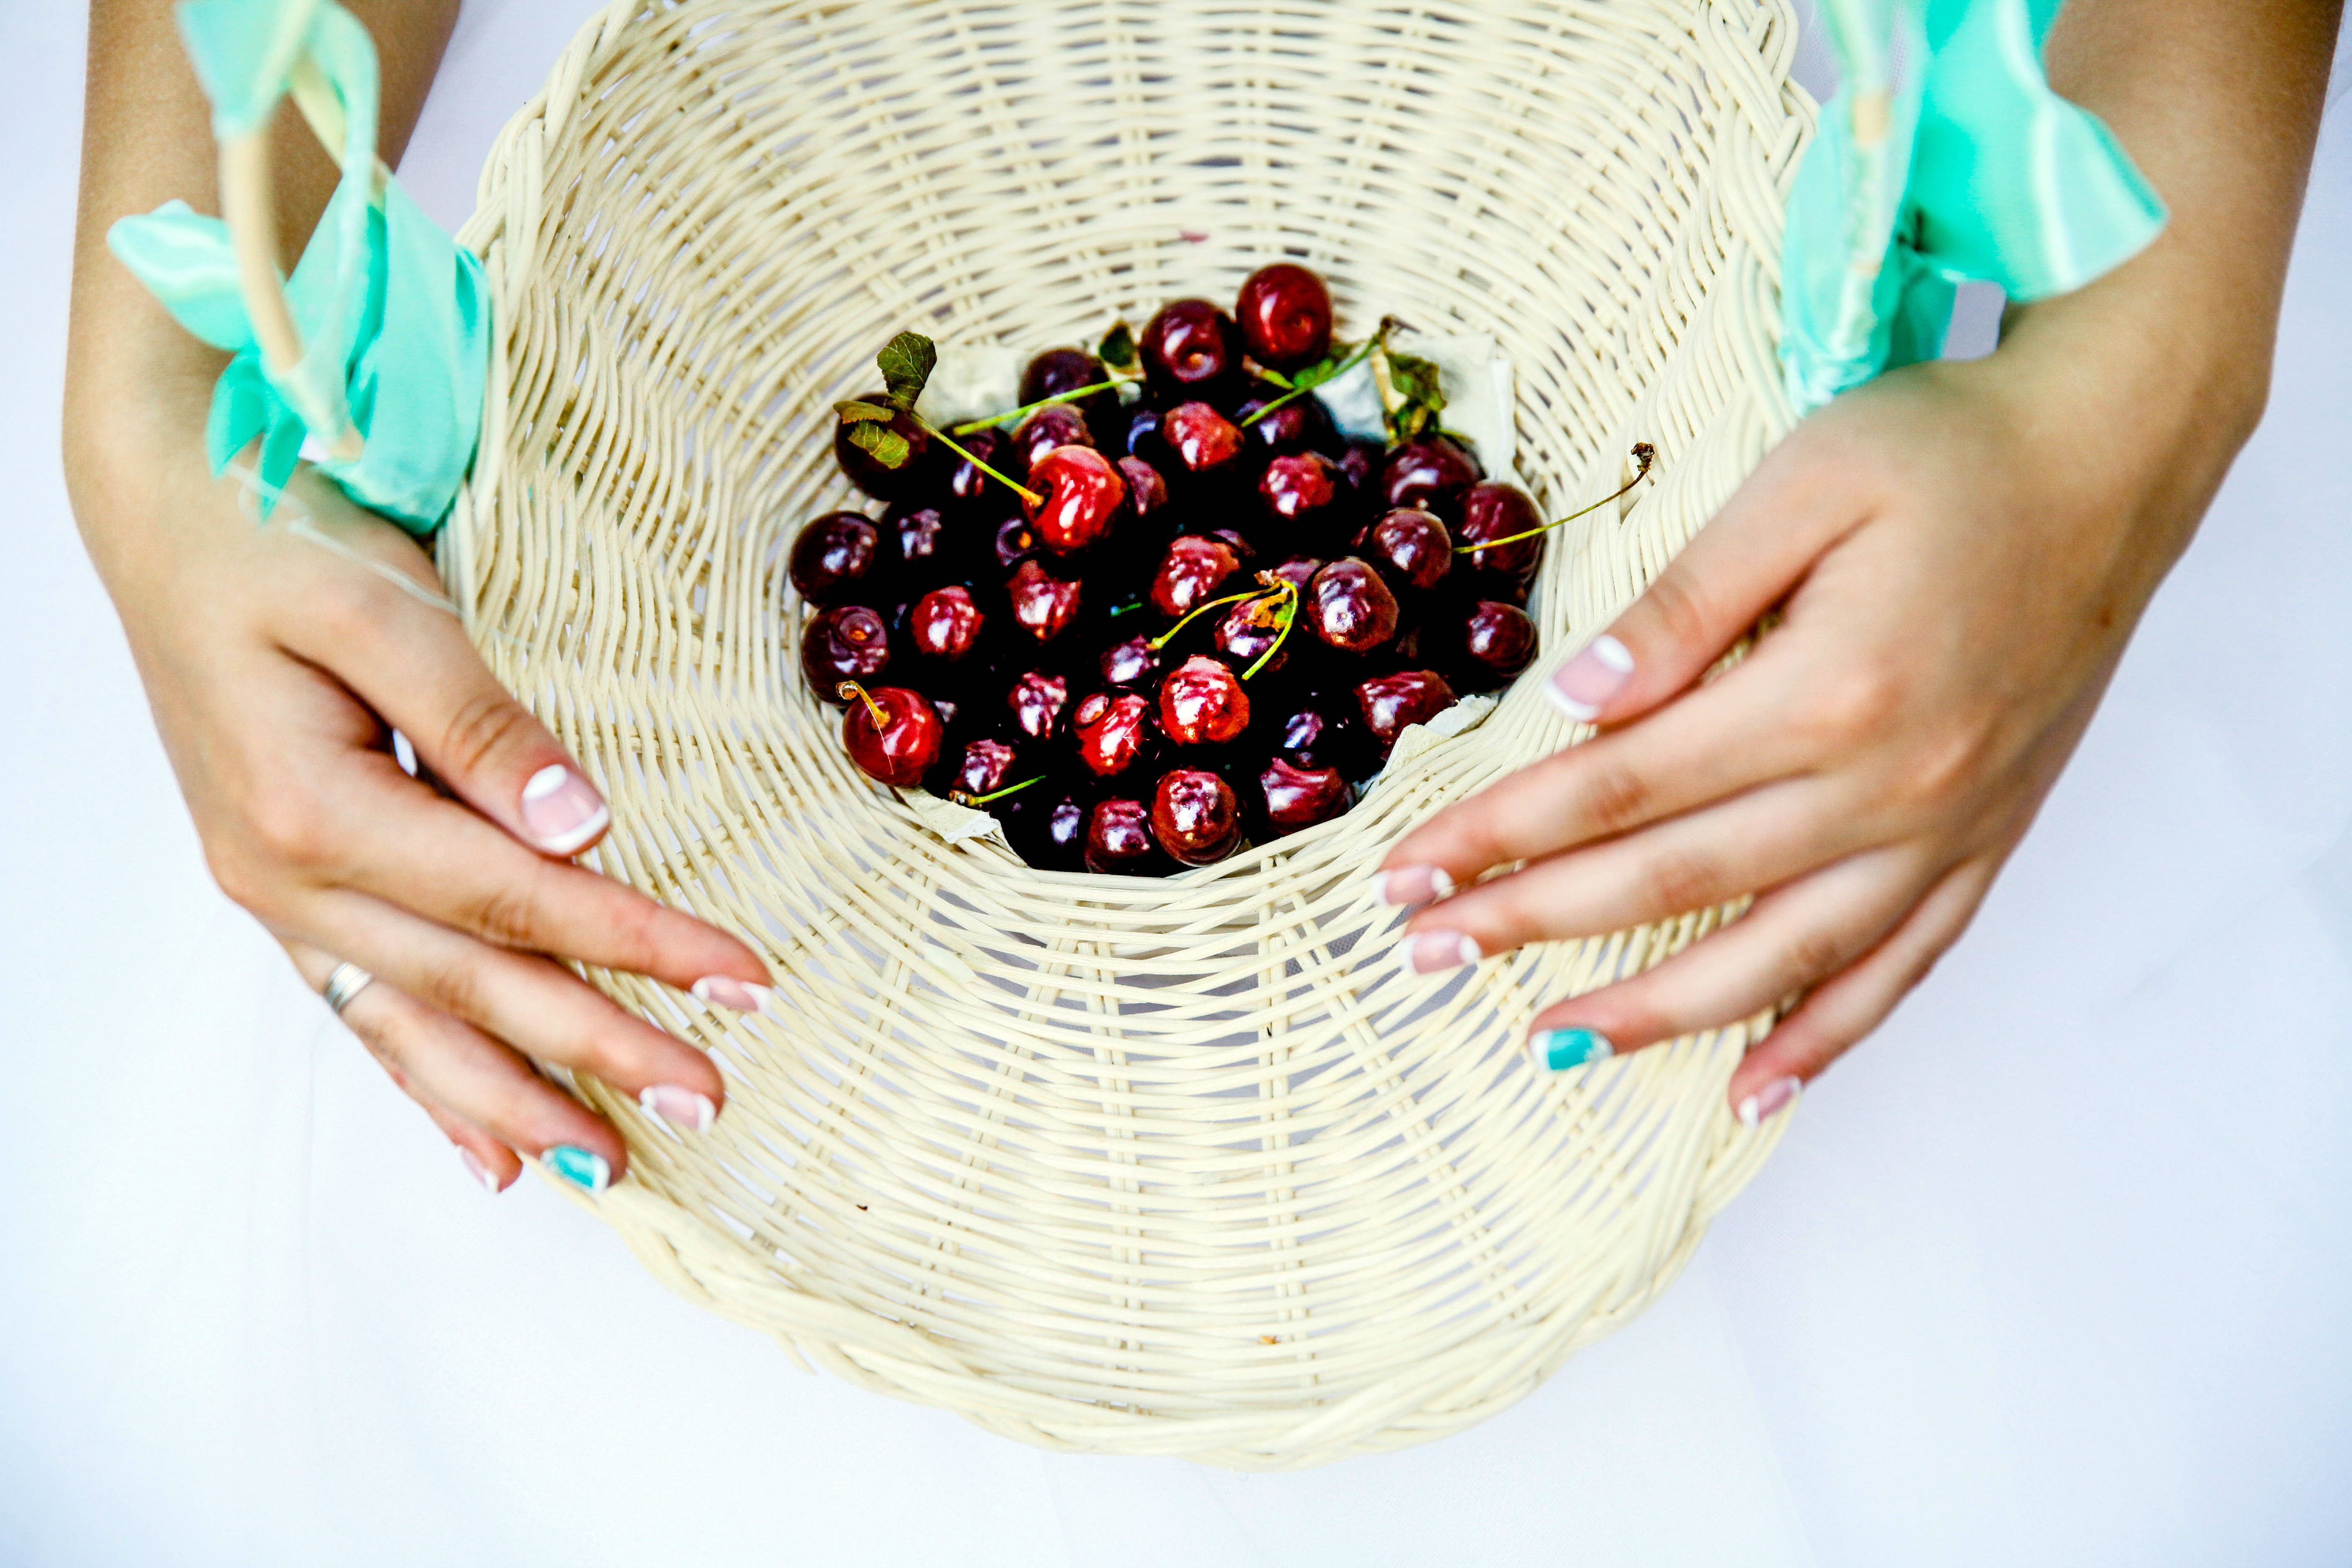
[[800, 605, 891, 699], [1235, 389, 1334, 458], [1160, 655, 1250, 746], [1007, 558, 1083, 643], [944, 428, 1019, 513], [1256, 757, 1351, 836], [833, 397, 935, 501], [1140, 299, 1244, 402], [909, 585, 985, 661], [1084, 796, 1170, 876], [1361, 508, 1453, 594], [1151, 769, 1242, 865], [882, 503, 953, 583], [1235, 264, 1334, 371], [1272, 699, 1363, 772], [1259, 452, 1343, 538], [993, 516, 1041, 571], [1073, 691, 1158, 780], [1214, 595, 1288, 676], [1455, 481, 1546, 587], [1162, 401, 1243, 476], [1002, 783, 1091, 874], [1118, 456, 1171, 520], [1306, 557, 1400, 653], [1449, 599, 1538, 690], [841, 685, 943, 786], [1150, 534, 1244, 619], [948, 737, 1021, 799], [789, 511, 881, 605], [1101, 633, 1163, 689], [1008, 669, 1071, 740], [1014, 404, 1095, 472], [1025, 445, 1128, 554], [1380, 436, 1483, 518], [1020, 347, 1115, 418], [1355, 669, 1457, 752]]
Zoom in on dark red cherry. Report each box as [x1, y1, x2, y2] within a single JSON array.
[[993, 516, 1041, 571], [1454, 599, 1538, 690], [1020, 347, 1113, 412], [1306, 557, 1400, 653], [833, 396, 936, 501], [1149, 534, 1244, 619], [1273, 699, 1366, 773], [1003, 783, 1091, 873], [1151, 769, 1242, 865], [1160, 655, 1250, 746], [1009, 669, 1071, 741], [1268, 554, 1324, 593], [1235, 263, 1334, 371], [1214, 595, 1288, 676], [1456, 481, 1546, 587], [909, 585, 985, 661], [1014, 404, 1095, 472], [882, 503, 953, 582], [1073, 691, 1157, 779], [841, 685, 942, 786], [1118, 457, 1171, 520], [1124, 408, 1171, 464], [800, 605, 891, 698], [1102, 633, 1164, 689], [1025, 445, 1128, 554], [949, 737, 1021, 799], [1381, 436, 1483, 518], [1007, 558, 1082, 643], [1234, 390, 1334, 458], [945, 428, 1020, 513], [1256, 757, 1351, 836], [1259, 452, 1342, 533], [1140, 299, 1243, 402], [1162, 401, 1243, 476], [1084, 796, 1171, 876], [1361, 508, 1453, 594], [1355, 669, 1457, 752], [789, 511, 881, 605]]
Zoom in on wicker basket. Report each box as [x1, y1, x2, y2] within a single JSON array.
[[441, 0, 1810, 1468]]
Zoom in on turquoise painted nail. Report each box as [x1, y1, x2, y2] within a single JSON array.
[[1533, 1027, 1614, 1072], [542, 1144, 611, 1194]]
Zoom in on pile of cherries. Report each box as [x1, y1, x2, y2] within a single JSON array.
[[793, 263, 1554, 876]]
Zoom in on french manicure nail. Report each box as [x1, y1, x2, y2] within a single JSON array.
[[542, 1143, 612, 1194], [1531, 1026, 1615, 1072], [639, 1083, 718, 1133], [1736, 1075, 1803, 1128], [1546, 633, 1635, 722], [519, 764, 610, 856], [459, 1147, 502, 1194], [1378, 865, 1456, 907], [691, 975, 774, 1014], [1407, 930, 1482, 974]]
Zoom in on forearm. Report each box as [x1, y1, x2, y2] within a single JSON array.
[[64, 0, 460, 589]]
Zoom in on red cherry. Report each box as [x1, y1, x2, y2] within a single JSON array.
[[1381, 437, 1483, 517], [1008, 670, 1071, 741], [1025, 445, 1128, 554], [1006, 558, 1082, 643], [1162, 401, 1243, 474], [1268, 554, 1325, 592], [833, 397, 935, 501], [789, 511, 881, 605], [1073, 691, 1156, 779], [1160, 655, 1251, 745], [1235, 263, 1334, 371], [1118, 456, 1171, 520], [1259, 452, 1341, 530], [1459, 599, 1537, 685], [1456, 482, 1546, 585], [1362, 508, 1453, 593], [1306, 558, 1400, 653], [1084, 796, 1166, 876], [1149, 534, 1244, 619], [1101, 633, 1164, 689], [1150, 769, 1242, 865], [1014, 403, 1095, 471], [909, 585, 985, 661], [944, 428, 1020, 512], [800, 604, 891, 698], [1214, 595, 1288, 676], [840, 685, 942, 786], [1257, 757, 1351, 836], [884, 504, 950, 578], [1140, 299, 1243, 401], [1355, 669, 1457, 751], [951, 738, 1020, 798], [993, 516, 1041, 571]]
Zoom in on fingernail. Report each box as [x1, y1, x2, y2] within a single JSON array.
[[1546, 633, 1635, 722], [691, 975, 774, 1014], [1531, 1027, 1615, 1072], [541, 1144, 611, 1194], [1407, 930, 1482, 974], [459, 1147, 502, 1194], [519, 764, 610, 856], [639, 1083, 717, 1133], [1378, 865, 1456, 907], [1736, 1075, 1803, 1128]]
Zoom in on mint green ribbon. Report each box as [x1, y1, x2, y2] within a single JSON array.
[[105, 0, 486, 534], [1780, 0, 2167, 413]]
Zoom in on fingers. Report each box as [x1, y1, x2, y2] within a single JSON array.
[[1542, 431, 1869, 727]]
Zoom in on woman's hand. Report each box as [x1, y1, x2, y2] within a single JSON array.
[[72, 426, 772, 1194], [1377, 338, 2258, 1121]]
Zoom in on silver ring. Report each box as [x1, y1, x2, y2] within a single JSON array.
[[322, 961, 375, 1017]]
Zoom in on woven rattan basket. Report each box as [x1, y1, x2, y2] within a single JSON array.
[[440, 0, 1810, 1467]]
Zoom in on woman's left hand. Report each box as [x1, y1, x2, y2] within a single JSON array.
[[1376, 334, 2257, 1122]]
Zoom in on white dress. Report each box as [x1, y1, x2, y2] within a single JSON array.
[[4, 4, 2351, 1563]]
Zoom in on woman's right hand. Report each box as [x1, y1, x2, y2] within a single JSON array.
[[71, 425, 772, 1194]]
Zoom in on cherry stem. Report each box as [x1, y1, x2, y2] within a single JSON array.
[[949, 774, 1048, 808], [1240, 581, 1301, 681], [1241, 319, 1396, 428], [1147, 584, 1266, 651], [951, 374, 1134, 436], [1472, 444, 1657, 552], [915, 417, 1044, 506], [836, 681, 890, 731]]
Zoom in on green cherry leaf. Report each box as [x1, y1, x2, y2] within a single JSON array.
[[834, 398, 897, 423], [1097, 321, 1139, 372], [877, 332, 938, 412], [848, 419, 912, 469]]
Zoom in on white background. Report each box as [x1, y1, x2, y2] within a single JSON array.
[[3, 4, 2348, 1564]]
